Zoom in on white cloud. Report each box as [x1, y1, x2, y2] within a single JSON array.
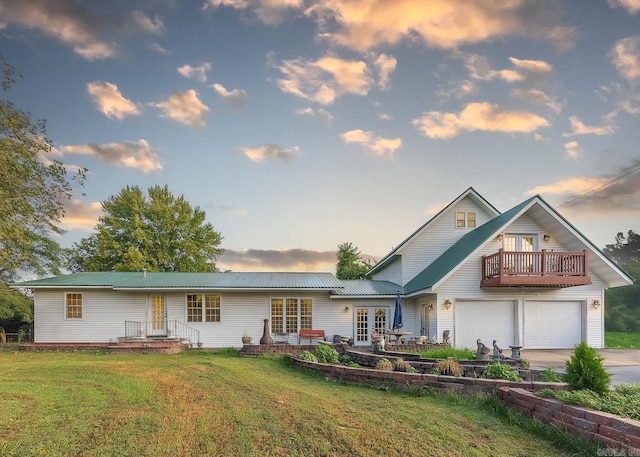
[[608, 0, 640, 14], [564, 115, 614, 137], [508, 57, 553, 74], [86, 81, 141, 120], [0, 0, 163, 60], [178, 63, 212, 82], [203, 0, 303, 25], [564, 141, 580, 159], [295, 107, 333, 125], [61, 139, 163, 174], [511, 88, 562, 114], [611, 35, 640, 80], [377, 112, 391, 121], [341, 129, 401, 156], [373, 53, 397, 90], [62, 199, 102, 230], [465, 54, 552, 83], [152, 90, 209, 128], [211, 83, 248, 109], [437, 79, 477, 99], [270, 53, 373, 105], [412, 102, 549, 139], [525, 177, 609, 196], [238, 144, 300, 162]]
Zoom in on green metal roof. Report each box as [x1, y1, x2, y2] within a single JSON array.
[[13, 271, 345, 290], [331, 280, 403, 296], [404, 196, 536, 294]]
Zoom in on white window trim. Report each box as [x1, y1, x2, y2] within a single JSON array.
[[64, 292, 83, 320], [270, 297, 313, 333], [455, 211, 476, 228], [185, 293, 222, 324]]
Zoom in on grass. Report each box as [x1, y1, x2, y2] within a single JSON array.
[[417, 346, 476, 360], [605, 331, 640, 348], [0, 347, 597, 457]]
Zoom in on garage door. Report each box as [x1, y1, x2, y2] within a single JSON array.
[[455, 301, 515, 349], [524, 301, 582, 349]]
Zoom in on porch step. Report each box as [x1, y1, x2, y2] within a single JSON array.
[[108, 338, 190, 354]]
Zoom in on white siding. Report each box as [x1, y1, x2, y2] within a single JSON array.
[[371, 257, 402, 284]]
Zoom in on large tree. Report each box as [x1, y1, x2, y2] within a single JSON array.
[[67, 185, 223, 272], [336, 242, 372, 280], [603, 230, 640, 332], [0, 58, 84, 323]]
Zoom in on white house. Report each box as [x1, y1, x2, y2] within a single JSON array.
[[13, 188, 633, 349]]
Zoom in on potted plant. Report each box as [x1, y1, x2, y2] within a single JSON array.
[[242, 331, 252, 345]]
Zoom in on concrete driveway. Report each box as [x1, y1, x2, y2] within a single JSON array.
[[521, 349, 640, 385]]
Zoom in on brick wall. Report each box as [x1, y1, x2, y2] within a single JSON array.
[[500, 387, 640, 454]]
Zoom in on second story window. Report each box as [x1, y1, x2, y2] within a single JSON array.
[[456, 212, 476, 228]]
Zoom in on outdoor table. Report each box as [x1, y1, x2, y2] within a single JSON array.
[[386, 331, 412, 345]]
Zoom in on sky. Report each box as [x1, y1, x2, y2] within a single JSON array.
[[1, 0, 639, 273]]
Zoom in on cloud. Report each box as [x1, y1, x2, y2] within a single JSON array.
[[373, 53, 397, 90], [526, 159, 640, 214], [0, 0, 163, 60], [377, 112, 391, 120], [86, 81, 141, 120], [437, 79, 477, 99], [269, 52, 373, 105], [61, 139, 163, 174], [62, 199, 102, 230], [178, 62, 212, 82], [611, 35, 640, 80], [295, 107, 333, 125], [217, 248, 337, 272], [211, 83, 248, 109], [305, 0, 574, 52], [511, 88, 562, 114], [564, 115, 614, 136], [341, 129, 402, 156], [609, 0, 640, 14], [238, 144, 300, 162], [412, 102, 549, 139], [203, 0, 303, 26], [465, 54, 552, 83], [152, 90, 209, 128], [564, 141, 580, 159]]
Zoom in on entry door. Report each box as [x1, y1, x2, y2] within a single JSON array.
[[504, 234, 536, 272], [150, 295, 167, 336], [355, 307, 388, 346]]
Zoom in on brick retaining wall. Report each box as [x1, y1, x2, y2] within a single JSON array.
[[500, 387, 640, 454]]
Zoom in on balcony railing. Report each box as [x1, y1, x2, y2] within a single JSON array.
[[481, 249, 591, 288], [124, 320, 200, 346]]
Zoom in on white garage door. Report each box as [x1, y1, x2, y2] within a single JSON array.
[[455, 301, 515, 349], [524, 301, 582, 349]]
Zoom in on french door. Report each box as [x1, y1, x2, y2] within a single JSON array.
[[354, 307, 388, 346]]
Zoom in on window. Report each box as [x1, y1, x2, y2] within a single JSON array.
[[186, 294, 221, 323], [66, 292, 82, 319], [456, 211, 476, 228], [271, 298, 312, 333]]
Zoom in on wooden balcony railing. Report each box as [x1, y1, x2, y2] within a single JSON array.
[[481, 249, 591, 288]]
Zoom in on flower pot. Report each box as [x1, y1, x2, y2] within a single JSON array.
[[242, 336, 252, 344]]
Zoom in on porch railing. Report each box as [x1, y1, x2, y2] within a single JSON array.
[[124, 320, 200, 346]]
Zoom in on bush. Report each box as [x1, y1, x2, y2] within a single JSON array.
[[375, 358, 393, 371], [393, 358, 412, 372], [338, 354, 353, 365], [564, 342, 610, 394], [538, 367, 562, 383], [485, 362, 522, 381], [300, 350, 317, 362], [434, 358, 463, 377], [315, 344, 340, 364]]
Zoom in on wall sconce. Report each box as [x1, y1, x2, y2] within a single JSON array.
[[344, 306, 350, 313], [427, 304, 433, 311], [496, 234, 503, 241], [444, 299, 453, 309], [592, 300, 600, 310], [543, 234, 551, 242]]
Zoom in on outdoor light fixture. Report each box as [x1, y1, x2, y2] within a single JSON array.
[[444, 299, 453, 309], [427, 304, 433, 311], [344, 306, 350, 313], [543, 234, 551, 242], [592, 299, 600, 310], [496, 234, 503, 241]]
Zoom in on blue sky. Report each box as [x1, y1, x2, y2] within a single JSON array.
[[1, 0, 639, 272]]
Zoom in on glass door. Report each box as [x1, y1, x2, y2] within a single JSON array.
[[355, 307, 388, 346], [150, 295, 167, 336]]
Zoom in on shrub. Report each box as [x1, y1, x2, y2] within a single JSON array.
[[434, 358, 463, 377], [300, 350, 318, 362], [375, 358, 393, 371], [347, 362, 361, 368], [538, 367, 562, 383], [338, 354, 353, 365], [393, 358, 412, 372], [485, 362, 522, 381], [314, 345, 339, 364], [564, 342, 610, 394]]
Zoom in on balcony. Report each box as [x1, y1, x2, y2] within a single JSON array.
[[481, 249, 591, 288]]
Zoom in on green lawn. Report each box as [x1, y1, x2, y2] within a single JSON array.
[[605, 331, 640, 348], [0, 348, 594, 457]]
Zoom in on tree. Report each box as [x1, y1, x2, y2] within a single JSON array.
[[603, 230, 640, 332], [336, 242, 373, 280], [67, 185, 223, 272], [603, 230, 640, 268]]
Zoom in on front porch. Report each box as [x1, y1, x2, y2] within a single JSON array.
[[481, 249, 591, 288]]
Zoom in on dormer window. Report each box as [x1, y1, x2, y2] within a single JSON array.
[[456, 211, 476, 228]]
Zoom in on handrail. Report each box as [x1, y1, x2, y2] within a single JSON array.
[[124, 320, 200, 346], [482, 249, 588, 280]]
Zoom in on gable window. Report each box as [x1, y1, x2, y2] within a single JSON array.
[[65, 292, 83, 319], [271, 298, 312, 333], [186, 294, 221, 323], [456, 212, 476, 228]]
